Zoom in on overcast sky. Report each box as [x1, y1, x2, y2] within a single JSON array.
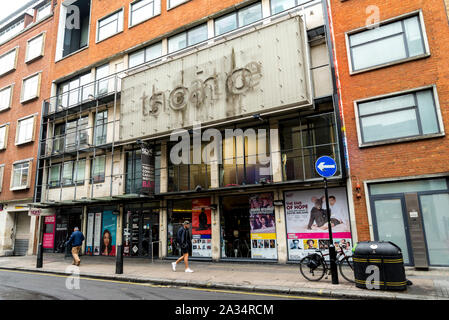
[[0, 0, 35, 21]]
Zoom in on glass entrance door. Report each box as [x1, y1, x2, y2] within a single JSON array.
[[419, 193, 449, 266], [371, 197, 412, 264], [124, 205, 159, 258]]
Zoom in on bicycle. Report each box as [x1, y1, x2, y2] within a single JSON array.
[[299, 247, 355, 283]]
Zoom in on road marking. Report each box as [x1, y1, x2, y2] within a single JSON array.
[[0, 268, 334, 300]]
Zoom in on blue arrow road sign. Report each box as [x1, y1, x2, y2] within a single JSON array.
[[315, 156, 337, 178]]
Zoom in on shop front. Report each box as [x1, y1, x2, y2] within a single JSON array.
[[221, 193, 277, 261], [123, 202, 160, 258], [284, 187, 353, 261], [167, 198, 212, 259], [54, 207, 82, 253], [85, 206, 118, 256]]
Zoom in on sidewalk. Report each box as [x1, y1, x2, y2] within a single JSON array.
[[0, 254, 447, 300]]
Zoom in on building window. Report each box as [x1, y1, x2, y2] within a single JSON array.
[[11, 160, 31, 190], [16, 116, 35, 145], [65, 117, 89, 151], [57, 73, 92, 109], [26, 33, 45, 62], [49, 159, 86, 188], [36, 2, 52, 21], [168, 24, 208, 53], [270, 0, 308, 15], [96, 64, 109, 96], [220, 126, 272, 187], [280, 111, 339, 181], [167, 0, 189, 9], [357, 88, 441, 145], [91, 156, 106, 183], [0, 85, 13, 112], [0, 124, 8, 150], [0, 19, 24, 44], [126, 148, 161, 194], [214, 2, 262, 36], [21, 73, 41, 103], [348, 14, 427, 72], [130, 0, 161, 27], [0, 48, 18, 76], [97, 9, 124, 42], [49, 164, 61, 187], [0, 165, 4, 193], [58, 0, 90, 58], [128, 42, 162, 68], [94, 110, 108, 145]]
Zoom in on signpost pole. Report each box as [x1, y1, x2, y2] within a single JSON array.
[[36, 215, 44, 268], [324, 177, 339, 284]]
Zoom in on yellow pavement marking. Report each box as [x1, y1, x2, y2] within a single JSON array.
[[0, 268, 333, 300]]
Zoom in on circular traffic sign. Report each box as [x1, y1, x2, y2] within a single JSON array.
[[315, 156, 337, 178]]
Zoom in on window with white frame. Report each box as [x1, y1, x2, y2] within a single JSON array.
[[0, 19, 24, 44], [128, 41, 162, 68], [48, 159, 86, 188], [11, 160, 31, 190], [168, 0, 189, 9], [130, 0, 161, 26], [21, 73, 41, 102], [168, 24, 207, 53], [16, 115, 35, 145], [96, 64, 109, 95], [215, 2, 262, 36], [97, 9, 124, 42], [0, 124, 8, 150], [270, 0, 308, 15], [0, 48, 18, 76], [357, 88, 441, 145], [348, 14, 427, 72], [0, 85, 13, 111], [26, 33, 45, 62], [91, 155, 106, 183], [0, 165, 4, 192], [36, 2, 52, 21]]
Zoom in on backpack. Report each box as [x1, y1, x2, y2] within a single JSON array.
[[306, 253, 322, 270]]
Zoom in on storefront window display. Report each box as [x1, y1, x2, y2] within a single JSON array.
[[54, 207, 82, 253], [85, 206, 118, 256], [167, 198, 212, 258], [284, 187, 352, 261], [221, 193, 277, 260]]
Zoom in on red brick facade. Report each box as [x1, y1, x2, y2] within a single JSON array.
[[328, 0, 449, 241], [0, 2, 56, 204]]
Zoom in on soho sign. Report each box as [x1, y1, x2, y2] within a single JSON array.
[[139, 61, 262, 119]]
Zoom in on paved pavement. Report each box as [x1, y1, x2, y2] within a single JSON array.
[[0, 254, 447, 300]]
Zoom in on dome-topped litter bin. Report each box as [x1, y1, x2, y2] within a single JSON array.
[[353, 241, 407, 291]]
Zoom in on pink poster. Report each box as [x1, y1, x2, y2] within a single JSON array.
[[43, 215, 55, 249]]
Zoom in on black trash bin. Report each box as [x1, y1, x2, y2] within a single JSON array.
[[353, 241, 407, 291]]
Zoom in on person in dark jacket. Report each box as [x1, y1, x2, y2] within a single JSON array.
[[66, 227, 85, 266], [171, 221, 193, 273]]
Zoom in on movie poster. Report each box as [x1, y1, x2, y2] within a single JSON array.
[[101, 211, 117, 257], [85, 213, 94, 255], [285, 187, 352, 260], [249, 193, 277, 260], [93, 212, 102, 256], [191, 198, 212, 257]]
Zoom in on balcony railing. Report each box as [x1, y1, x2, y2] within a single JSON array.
[[43, 74, 122, 116]]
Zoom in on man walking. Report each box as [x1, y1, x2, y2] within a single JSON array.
[[172, 221, 193, 273], [66, 227, 85, 266]]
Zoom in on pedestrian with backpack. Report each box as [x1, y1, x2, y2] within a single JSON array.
[[171, 221, 193, 273]]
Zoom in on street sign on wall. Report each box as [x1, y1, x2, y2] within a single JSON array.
[[315, 156, 337, 178]]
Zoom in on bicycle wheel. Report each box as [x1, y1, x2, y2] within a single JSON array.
[[299, 256, 325, 281], [339, 256, 355, 283]]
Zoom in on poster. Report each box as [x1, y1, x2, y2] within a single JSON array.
[[249, 193, 277, 259], [85, 213, 94, 255], [191, 198, 212, 257], [141, 143, 155, 196], [285, 187, 352, 260], [43, 215, 55, 249], [93, 212, 102, 256], [101, 211, 117, 256]]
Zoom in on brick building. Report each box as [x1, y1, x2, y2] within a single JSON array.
[[328, 0, 449, 267], [0, 0, 55, 256], [33, 0, 354, 264]]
